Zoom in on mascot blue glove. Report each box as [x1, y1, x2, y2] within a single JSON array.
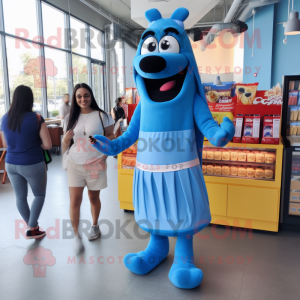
[[92, 7, 235, 289]]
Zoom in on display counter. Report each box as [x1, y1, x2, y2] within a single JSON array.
[[45, 118, 61, 125], [117, 140, 283, 232]]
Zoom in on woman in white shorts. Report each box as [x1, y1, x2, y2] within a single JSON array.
[[62, 83, 114, 254]]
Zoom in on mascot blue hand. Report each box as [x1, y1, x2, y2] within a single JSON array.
[[91, 135, 112, 155], [211, 117, 235, 147]]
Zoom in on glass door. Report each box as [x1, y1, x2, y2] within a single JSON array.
[[91, 60, 104, 110], [289, 151, 300, 216], [282, 75, 300, 146]]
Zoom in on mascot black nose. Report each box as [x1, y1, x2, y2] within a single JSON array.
[[139, 56, 167, 73]]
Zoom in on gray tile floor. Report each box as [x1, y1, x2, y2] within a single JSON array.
[[1, 154, 300, 300]]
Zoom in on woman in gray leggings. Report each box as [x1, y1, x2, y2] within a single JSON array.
[[0, 85, 52, 239]]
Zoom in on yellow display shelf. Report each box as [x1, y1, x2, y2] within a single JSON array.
[[117, 140, 283, 232]]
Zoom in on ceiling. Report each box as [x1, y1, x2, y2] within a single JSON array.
[[131, 0, 220, 29], [87, 0, 235, 31]]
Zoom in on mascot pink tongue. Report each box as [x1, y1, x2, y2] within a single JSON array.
[[160, 80, 176, 91], [91, 6, 235, 290]]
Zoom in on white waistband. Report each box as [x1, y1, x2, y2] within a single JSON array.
[[135, 158, 200, 173]]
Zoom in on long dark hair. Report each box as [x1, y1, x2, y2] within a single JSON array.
[[7, 85, 34, 132], [66, 83, 108, 147]]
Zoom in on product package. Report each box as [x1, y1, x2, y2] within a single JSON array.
[[236, 83, 259, 105], [124, 88, 135, 104], [289, 203, 300, 216], [233, 114, 244, 143], [264, 83, 282, 98], [290, 122, 300, 136], [290, 107, 299, 121], [261, 115, 280, 144], [242, 114, 260, 144], [288, 91, 299, 105], [203, 81, 236, 112]]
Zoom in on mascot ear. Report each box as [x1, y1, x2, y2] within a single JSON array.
[[145, 8, 162, 23], [171, 7, 189, 23]]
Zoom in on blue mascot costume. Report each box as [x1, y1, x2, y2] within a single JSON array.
[[93, 7, 235, 289]]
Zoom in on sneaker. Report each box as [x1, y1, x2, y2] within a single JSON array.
[[26, 227, 46, 239], [88, 225, 101, 241], [74, 235, 84, 255]]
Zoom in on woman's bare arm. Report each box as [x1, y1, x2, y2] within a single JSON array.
[[39, 123, 52, 150], [1, 131, 7, 148], [95, 124, 115, 162], [62, 130, 74, 154]]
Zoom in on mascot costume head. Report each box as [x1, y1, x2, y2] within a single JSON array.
[[93, 7, 235, 289]]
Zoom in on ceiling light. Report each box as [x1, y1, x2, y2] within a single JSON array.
[[285, 10, 300, 35]]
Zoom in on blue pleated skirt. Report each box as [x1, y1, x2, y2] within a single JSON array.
[[133, 165, 212, 236]]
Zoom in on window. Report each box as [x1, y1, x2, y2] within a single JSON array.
[[2, 0, 38, 41], [44, 47, 69, 116], [42, 2, 66, 49], [72, 54, 89, 86], [70, 17, 88, 56], [0, 39, 5, 119], [92, 63, 104, 109], [6, 37, 43, 113], [0, 0, 106, 118], [115, 41, 124, 97], [90, 27, 104, 61]]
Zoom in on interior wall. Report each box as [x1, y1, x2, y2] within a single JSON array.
[[45, 0, 110, 30], [192, 31, 235, 83], [272, 0, 300, 87], [243, 4, 275, 90], [233, 33, 244, 84]]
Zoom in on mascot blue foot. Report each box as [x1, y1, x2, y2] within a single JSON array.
[[124, 234, 169, 275], [169, 236, 203, 289]]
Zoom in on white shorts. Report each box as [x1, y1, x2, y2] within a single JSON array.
[[67, 159, 107, 191]]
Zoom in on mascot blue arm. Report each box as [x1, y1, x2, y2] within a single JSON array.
[[93, 96, 234, 154], [92, 7, 235, 290], [93, 102, 141, 155], [193, 93, 235, 148]]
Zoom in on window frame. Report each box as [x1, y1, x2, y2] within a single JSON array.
[[0, 0, 107, 118]]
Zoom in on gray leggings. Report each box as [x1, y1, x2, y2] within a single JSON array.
[[6, 161, 47, 228]]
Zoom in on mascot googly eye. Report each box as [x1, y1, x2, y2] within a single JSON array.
[[141, 37, 159, 55], [159, 36, 180, 53]]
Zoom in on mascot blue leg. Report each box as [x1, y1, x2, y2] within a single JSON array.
[[169, 235, 203, 289], [124, 234, 169, 275]]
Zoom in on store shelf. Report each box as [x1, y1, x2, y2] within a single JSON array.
[[204, 173, 274, 181], [204, 140, 283, 149], [202, 159, 275, 167], [122, 166, 135, 169], [117, 139, 283, 232]]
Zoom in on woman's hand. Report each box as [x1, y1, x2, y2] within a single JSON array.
[[100, 155, 108, 163], [63, 130, 74, 145]]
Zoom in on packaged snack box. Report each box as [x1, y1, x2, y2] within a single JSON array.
[[242, 114, 260, 144], [236, 83, 259, 105], [288, 91, 299, 106], [261, 115, 280, 144], [233, 114, 244, 143]]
